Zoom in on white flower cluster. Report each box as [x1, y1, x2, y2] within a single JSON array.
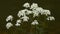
[[6, 3, 55, 29], [23, 3, 51, 17], [6, 15, 13, 29]]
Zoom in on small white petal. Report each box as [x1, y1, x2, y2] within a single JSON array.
[[6, 22, 13, 29]]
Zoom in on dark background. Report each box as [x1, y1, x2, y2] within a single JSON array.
[[0, 0, 60, 34]]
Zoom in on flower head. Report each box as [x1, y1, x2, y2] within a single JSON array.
[[23, 2, 30, 8], [35, 7, 44, 13], [20, 15, 29, 22], [17, 9, 29, 17], [15, 23, 20, 26], [25, 10, 32, 15], [41, 9, 51, 16], [47, 16, 55, 21], [31, 20, 39, 25], [30, 3, 38, 10], [6, 15, 13, 22], [6, 22, 13, 29], [32, 10, 40, 17], [16, 19, 21, 23]]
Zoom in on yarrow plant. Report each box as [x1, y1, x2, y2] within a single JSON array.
[[6, 2, 55, 34]]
